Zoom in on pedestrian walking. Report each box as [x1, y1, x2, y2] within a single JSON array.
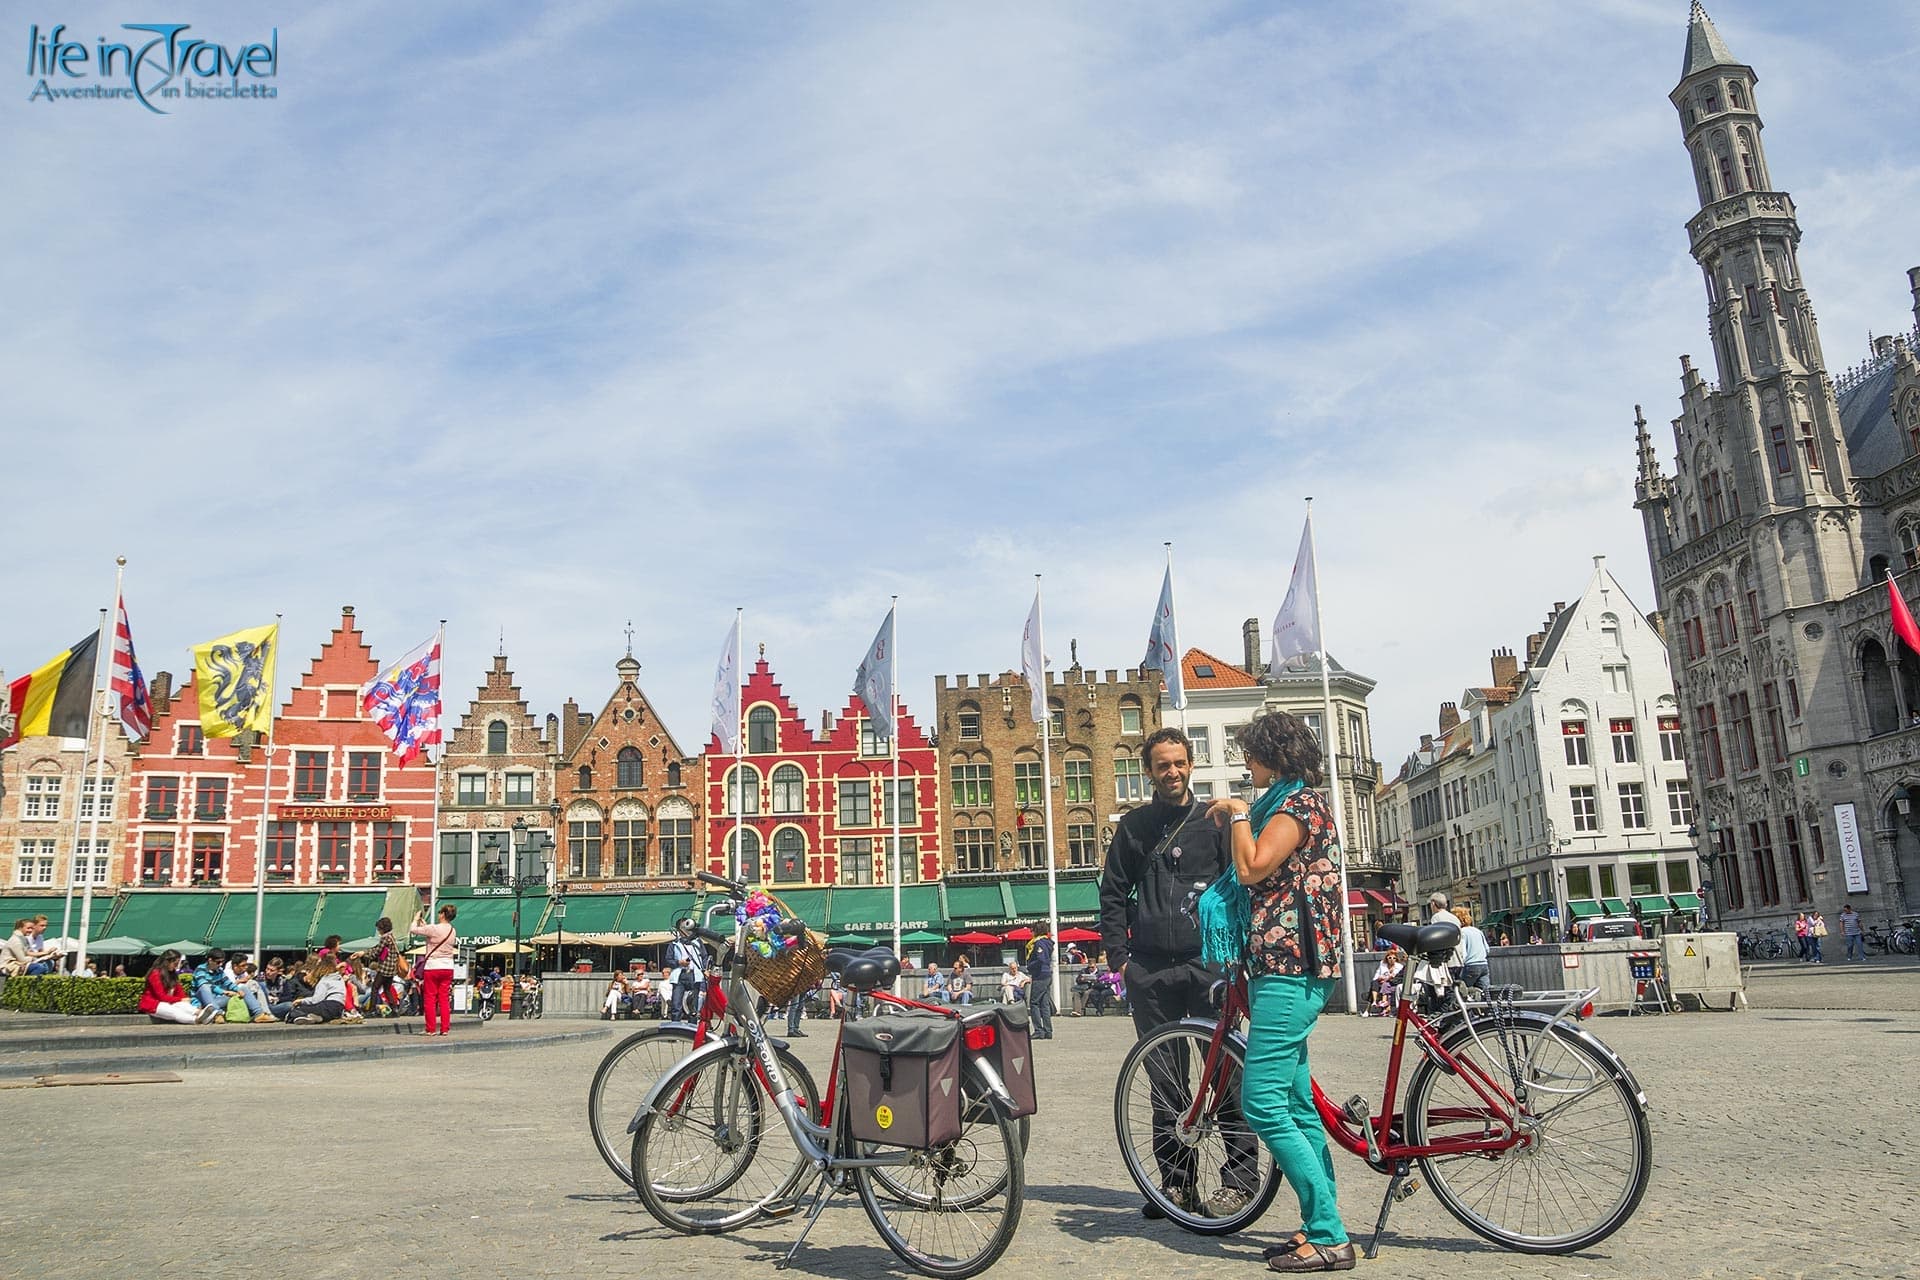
[[1793, 911, 1810, 962], [410, 903, 459, 1037], [1807, 909, 1827, 964], [1099, 724, 1253, 1220], [1026, 922, 1056, 1039], [1455, 906, 1492, 997], [1205, 711, 1354, 1271], [1840, 904, 1865, 962]]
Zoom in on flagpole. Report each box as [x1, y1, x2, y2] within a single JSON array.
[[429, 620, 446, 923], [67, 592, 114, 971], [1035, 576, 1061, 1012], [1166, 542, 1188, 734], [887, 597, 903, 965], [732, 608, 745, 883], [1303, 500, 1358, 1016], [251, 612, 283, 966]]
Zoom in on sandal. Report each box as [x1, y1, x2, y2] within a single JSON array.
[[1262, 1234, 1309, 1260], [1266, 1242, 1355, 1272]]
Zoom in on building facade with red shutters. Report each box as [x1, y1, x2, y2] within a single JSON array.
[[126, 607, 438, 890], [705, 654, 939, 888]]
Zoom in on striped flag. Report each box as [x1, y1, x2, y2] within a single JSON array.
[[111, 594, 152, 742], [360, 632, 443, 766], [3, 631, 99, 750]]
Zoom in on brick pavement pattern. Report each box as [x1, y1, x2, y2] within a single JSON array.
[[4, 959, 1914, 1279]]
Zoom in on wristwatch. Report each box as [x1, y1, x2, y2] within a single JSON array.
[[1230, 812, 1251, 824]]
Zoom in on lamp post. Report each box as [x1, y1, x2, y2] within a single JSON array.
[[1691, 817, 1722, 931], [505, 817, 546, 1015]]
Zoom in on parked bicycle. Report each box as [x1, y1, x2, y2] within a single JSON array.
[[1738, 929, 1792, 960], [627, 871, 1033, 1278], [1113, 918, 1652, 1257]]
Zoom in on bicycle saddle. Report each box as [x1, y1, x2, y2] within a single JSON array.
[[828, 946, 900, 993], [1376, 921, 1460, 960]]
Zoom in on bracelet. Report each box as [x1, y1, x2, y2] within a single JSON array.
[[1230, 812, 1251, 824]]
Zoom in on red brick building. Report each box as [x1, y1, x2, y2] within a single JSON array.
[[126, 607, 437, 889], [705, 655, 939, 888]]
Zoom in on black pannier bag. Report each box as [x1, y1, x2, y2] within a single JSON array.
[[962, 1003, 1037, 1119], [842, 1014, 965, 1149]]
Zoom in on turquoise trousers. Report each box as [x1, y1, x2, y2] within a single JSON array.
[[1242, 974, 1348, 1246]]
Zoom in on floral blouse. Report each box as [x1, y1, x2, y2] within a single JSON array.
[[1246, 788, 1345, 980]]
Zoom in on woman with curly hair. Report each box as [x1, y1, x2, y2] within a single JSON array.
[[1206, 710, 1352, 1272]]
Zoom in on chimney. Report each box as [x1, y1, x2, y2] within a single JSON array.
[[1489, 648, 1518, 688], [821, 711, 834, 736], [1243, 617, 1264, 679], [1438, 702, 1460, 735], [149, 670, 174, 713], [1420, 733, 1434, 753], [1525, 630, 1548, 666], [546, 711, 560, 753]]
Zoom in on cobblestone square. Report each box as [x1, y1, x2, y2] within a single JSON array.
[[4, 961, 1913, 1280]]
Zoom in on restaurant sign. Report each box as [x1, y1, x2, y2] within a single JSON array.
[[277, 804, 395, 822]]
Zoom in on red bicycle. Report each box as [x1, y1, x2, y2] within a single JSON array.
[[1113, 920, 1652, 1256]]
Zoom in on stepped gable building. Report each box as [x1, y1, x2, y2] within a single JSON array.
[[704, 652, 939, 887], [931, 657, 1163, 880], [127, 608, 438, 890], [1633, 5, 1920, 926], [436, 652, 563, 889], [1, 700, 138, 899], [555, 651, 705, 890]]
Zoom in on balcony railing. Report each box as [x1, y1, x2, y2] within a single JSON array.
[[1339, 756, 1381, 786], [145, 805, 177, 821]]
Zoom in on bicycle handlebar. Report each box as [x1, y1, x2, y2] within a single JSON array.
[[692, 926, 731, 947], [696, 871, 746, 894]]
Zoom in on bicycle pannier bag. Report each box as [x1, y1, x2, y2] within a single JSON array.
[[961, 1003, 1037, 1119], [842, 1014, 964, 1149]]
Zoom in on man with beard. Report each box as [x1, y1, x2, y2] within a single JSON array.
[[1100, 726, 1257, 1220]]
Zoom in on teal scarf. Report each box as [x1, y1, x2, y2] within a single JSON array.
[[1197, 779, 1306, 967]]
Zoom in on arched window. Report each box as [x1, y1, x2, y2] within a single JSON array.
[[747, 706, 778, 754], [1692, 148, 1713, 203], [726, 764, 761, 816], [773, 827, 806, 883], [1740, 563, 1762, 632], [487, 721, 508, 755], [616, 746, 644, 789], [728, 827, 762, 881], [1736, 127, 1759, 191], [577, 765, 592, 790], [1900, 523, 1920, 571], [1704, 578, 1737, 650], [1726, 79, 1745, 110], [666, 761, 682, 788], [1599, 613, 1621, 650], [771, 764, 805, 813], [1861, 639, 1901, 736], [1676, 593, 1705, 662]]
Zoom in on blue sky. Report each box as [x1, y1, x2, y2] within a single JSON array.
[[5, 2, 1918, 773]]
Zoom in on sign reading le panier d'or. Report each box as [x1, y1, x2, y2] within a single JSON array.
[[278, 804, 394, 823]]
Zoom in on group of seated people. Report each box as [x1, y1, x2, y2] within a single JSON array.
[[2, 915, 67, 976], [136, 938, 416, 1026], [601, 970, 666, 1019]]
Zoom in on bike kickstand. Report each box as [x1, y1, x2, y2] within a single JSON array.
[[774, 1173, 835, 1271], [1365, 1161, 1419, 1261]]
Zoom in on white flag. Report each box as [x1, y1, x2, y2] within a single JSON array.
[[854, 607, 896, 741], [1270, 518, 1320, 669], [1140, 565, 1185, 710], [1020, 592, 1048, 725], [710, 615, 741, 753]]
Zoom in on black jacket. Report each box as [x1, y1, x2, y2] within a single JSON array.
[[1099, 795, 1231, 965]]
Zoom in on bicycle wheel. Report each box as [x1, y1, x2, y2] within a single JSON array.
[[1113, 1022, 1280, 1235], [855, 1103, 1024, 1279], [588, 1025, 695, 1185], [1893, 929, 1916, 955], [1406, 1018, 1651, 1254], [629, 1045, 820, 1233]]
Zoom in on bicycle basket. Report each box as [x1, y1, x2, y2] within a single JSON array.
[[743, 891, 827, 1007]]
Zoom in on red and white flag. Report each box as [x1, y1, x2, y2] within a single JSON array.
[[110, 593, 152, 742], [1888, 571, 1920, 655]]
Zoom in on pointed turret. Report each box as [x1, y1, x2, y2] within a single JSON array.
[[1680, 3, 1739, 79]]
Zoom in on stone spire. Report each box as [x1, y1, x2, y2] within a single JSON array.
[[1680, 3, 1739, 79], [1633, 404, 1664, 495]]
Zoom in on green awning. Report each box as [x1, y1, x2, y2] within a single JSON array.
[[309, 892, 399, 947], [1010, 878, 1101, 922], [1566, 899, 1606, 919], [1517, 903, 1552, 922], [827, 886, 939, 932], [1633, 895, 1671, 916], [1481, 910, 1510, 928], [104, 892, 225, 947], [1601, 898, 1629, 916], [0, 894, 112, 939], [439, 894, 539, 946], [617, 892, 699, 936], [543, 893, 623, 935], [1669, 893, 1703, 912], [208, 891, 325, 950], [900, 929, 948, 945], [943, 881, 1014, 927], [766, 887, 829, 928]]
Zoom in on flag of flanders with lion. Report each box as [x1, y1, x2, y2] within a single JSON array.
[[191, 623, 278, 738]]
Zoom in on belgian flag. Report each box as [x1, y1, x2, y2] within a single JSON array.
[[3, 632, 100, 750]]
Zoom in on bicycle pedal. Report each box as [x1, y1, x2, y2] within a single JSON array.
[[1393, 1177, 1422, 1203], [758, 1202, 801, 1221], [1342, 1094, 1371, 1124]]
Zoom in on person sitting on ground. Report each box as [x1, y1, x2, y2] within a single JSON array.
[[286, 960, 353, 1024], [1001, 960, 1031, 1004], [1366, 948, 1404, 1018], [25, 917, 65, 974], [923, 962, 950, 1004], [950, 954, 974, 1006], [230, 959, 278, 1022], [140, 950, 200, 1024], [603, 975, 627, 1020], [189, 950, 241, 1023]]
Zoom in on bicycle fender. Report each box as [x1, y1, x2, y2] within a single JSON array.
[[1433, 1012, 1649, 1110], [1171, 1015, 1248, 1055], [963, 1055, 1017, 1116], [628, 1034, 749, 1132]]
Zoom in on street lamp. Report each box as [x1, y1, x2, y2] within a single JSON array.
[[504, 817, 547, 1013], [1690, 817, 1722, 931]]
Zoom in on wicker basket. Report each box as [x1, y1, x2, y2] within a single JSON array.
[[744, 892, 828, 1007]]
